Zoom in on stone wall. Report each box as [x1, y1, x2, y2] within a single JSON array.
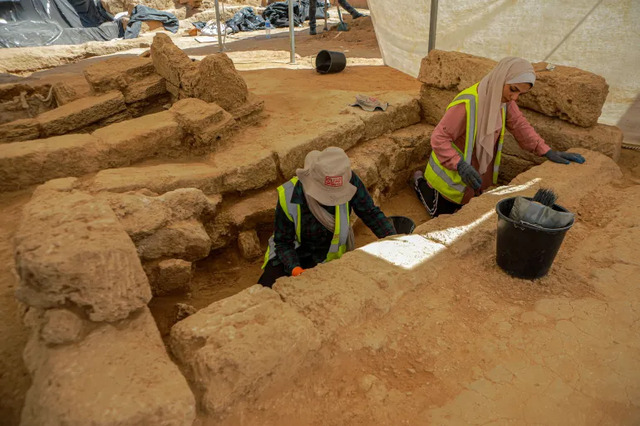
[[14, 185, 197, 425], [0, 39, 263, 192], [417, 50, 623, 183]]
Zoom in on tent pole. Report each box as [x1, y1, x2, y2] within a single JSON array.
[[214, 0, 223, 52], [428, 0, 438, 52], [289, 0, 296, 64]]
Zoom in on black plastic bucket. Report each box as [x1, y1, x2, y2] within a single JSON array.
[[495, 197, 574, 279], [315, 50, 347, 74], [388, 216, 415, 235]]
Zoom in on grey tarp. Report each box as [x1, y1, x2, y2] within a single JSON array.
[[0, 0, 120, 48]]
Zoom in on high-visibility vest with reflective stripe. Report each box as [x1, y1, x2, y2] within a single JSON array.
[[425, 83, 507, 204], [262, 177, 351, 268]]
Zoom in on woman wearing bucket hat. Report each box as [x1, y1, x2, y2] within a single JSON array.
[[413, 57, 585, 217], [258, 147, 396, 287]]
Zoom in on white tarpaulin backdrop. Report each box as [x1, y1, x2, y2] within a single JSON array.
[[367, 0, 640, 126]]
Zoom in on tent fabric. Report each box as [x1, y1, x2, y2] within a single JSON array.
[[124, 5, 178, 39], [262, 1, 305, 28], [0, 0, 120, 48]]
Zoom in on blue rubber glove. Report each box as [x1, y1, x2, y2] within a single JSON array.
[[457, 159, 482, 190], [544, 150, 586, 165]]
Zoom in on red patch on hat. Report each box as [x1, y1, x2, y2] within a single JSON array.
[[324, 176, 343, 187]]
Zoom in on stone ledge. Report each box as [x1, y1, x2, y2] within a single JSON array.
[[170, 285, 321, 418], [37, 91, 126, 137], [21, 307, 196, 426]]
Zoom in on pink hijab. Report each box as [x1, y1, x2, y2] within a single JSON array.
[[476, 57, 535, 174]]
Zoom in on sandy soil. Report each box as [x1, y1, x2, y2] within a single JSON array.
[[0, 190, 33, 424]]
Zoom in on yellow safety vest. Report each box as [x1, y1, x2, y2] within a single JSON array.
[[262, 177, 350, 268], [425, 83, 507, 204]]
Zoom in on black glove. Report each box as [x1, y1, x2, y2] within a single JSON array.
[[544, 150, 586, 165], [457, 159, 482, 190]]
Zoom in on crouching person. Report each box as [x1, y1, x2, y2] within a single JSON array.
[[258, 147, 397, 287]]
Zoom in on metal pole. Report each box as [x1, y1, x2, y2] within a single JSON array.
[[288, 0, 296, 64], [428, 0, 438, 52], [214, 0, 223, 52]]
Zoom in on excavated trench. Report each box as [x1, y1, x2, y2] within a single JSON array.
[[2, 30, 636, 424], [148, 184, 431, 338]]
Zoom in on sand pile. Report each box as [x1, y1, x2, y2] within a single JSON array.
[[319, 16, 378, 48]]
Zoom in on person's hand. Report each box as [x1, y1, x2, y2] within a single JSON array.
[[457, 159, 482, 190], [544, 150, 586, 165], [291, 266, 304, 277]]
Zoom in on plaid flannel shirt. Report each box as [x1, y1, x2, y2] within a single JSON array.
[[272, 172, 396, 274]]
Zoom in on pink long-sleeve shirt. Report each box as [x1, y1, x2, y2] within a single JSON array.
[[431, 101, 551, 204]]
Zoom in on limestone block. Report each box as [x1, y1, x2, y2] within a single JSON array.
[[518, 63, 608, 127], [170, 285, 321, 417], [92, 110, 184, 166], [170, 98, 226, 130], [51, 76, 92, 105], [276, 115, 366, 178], [418, 49, 609, 127], [498, 154, 536, 184], [120, 73, 167, 103], [14, 189, 151, 322], [238, 229, 262, 260], [37, 92, 126, 137], [228, 93, 265, 125], [86, 145, 278, 195], [169, 98, 237, 149], [151, 33, 198, 91], [346, 94, 421, 141], [0, 134, 101, 192], [97, 192, 172, 241], [40, 309, 84, 345], [21, 307, 196, 426], [520, 108, 622, 161], [145, 258, 194, 296], [350, 153, 381, 190], [0, 118, 40, 143], [195, 53, 249, 111], [196, 112, 237, 148], [205, 215, 234, 251], [227, 189, 275, 229], [160, 188, 220, 222], [419, 85, 456, 126], [388, 122, 435, 166], [83, 56, 156, 93], [136, 220, 212, 261], [274, 250, 418, 340]]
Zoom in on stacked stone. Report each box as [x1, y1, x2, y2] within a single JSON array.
[[417, 50, 623, 183], [13, 184, 196, 426]]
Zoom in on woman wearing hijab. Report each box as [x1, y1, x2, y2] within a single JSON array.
[[413, 57, 585, 217]]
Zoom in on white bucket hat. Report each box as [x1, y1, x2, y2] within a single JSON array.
[[296, 147, 357, 206]]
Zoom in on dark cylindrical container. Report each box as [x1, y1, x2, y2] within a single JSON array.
[[495, 197, 574, 279], [315, 50, 347, 74], [388, 216, 416, 235]]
